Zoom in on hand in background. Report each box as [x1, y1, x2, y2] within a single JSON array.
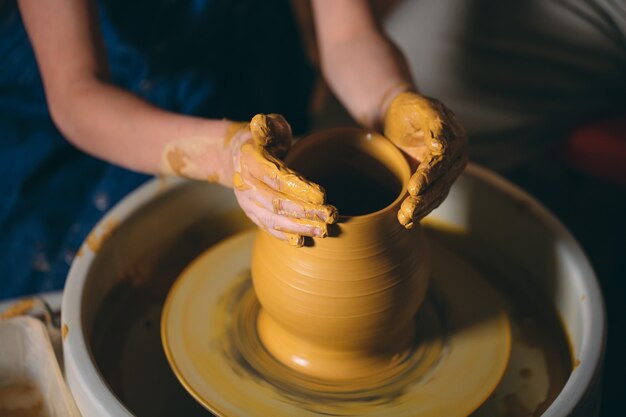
[[230, 114, 337, 247], [310, 1, 467, 229], [384, 91, 468, 228]]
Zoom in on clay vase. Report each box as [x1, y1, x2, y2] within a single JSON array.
[[251, 128, 430, 382]]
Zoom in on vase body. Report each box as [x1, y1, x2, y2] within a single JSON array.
[[251, 128, 430, 381]]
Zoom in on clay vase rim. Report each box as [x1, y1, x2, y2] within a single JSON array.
[[288, 127, 411, 223]]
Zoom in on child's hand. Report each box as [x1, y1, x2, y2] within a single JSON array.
[[384, 92, 468, 228], [230, 114, 337, 247]]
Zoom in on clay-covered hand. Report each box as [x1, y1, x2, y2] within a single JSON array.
[[384, 91, 468, 228], [230, 114, 338, 247]]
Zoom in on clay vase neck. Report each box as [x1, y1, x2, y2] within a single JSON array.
[[251, 128, 430, 382]]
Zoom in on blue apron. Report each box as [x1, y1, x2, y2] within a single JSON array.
[[0, 0, 312, 299]]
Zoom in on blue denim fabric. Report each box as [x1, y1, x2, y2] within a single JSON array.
[[0, 0, 312, 299]]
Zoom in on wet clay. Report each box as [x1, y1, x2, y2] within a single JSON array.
[[95, 217, 572, 417], [160, 119, 241, 186], [162, 229, 510, 416], [237, 142, 326, 205], [383, 92, 468, 229], [232, 114, 330, 209], [91, 209, 254, 417], [0, 298, 36, 319], [251, 129, 430, 380], [84, 218, 119, 254], [0, 383, 46, 417], [384, 92, 443, 148], [231, 114, 337, 247]]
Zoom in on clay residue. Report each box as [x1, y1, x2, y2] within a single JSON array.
[[232, 172, 249, 191], [240, 142, 326, 205], [269, 228, 305, 247], [243, 113, 326, 205], [249, 114, 291, 155], [231, 114, 341, 246], [384, 91, 443, 149], [160, 136, 226, 183], [165, 148, 187, 176], [62, 324, 69, 341], [91, 209, 255, 417], [161, 144, 205, 180], [383, 92, 467, 228], [0, 298, 35, 319], [85, 218, 119, 253], [205, 173, 219, 183], [0, 383, 47, 417]]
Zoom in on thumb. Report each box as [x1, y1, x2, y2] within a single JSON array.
[[250, 113, 293, 157], [384, 92, 443, 148]]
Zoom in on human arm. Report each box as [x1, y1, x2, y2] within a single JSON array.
[[18, 0, 335, 244], [311, 0, 467, 227], [17, 0, 234, 181]]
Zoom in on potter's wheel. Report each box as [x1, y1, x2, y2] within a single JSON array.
[[162, 230, 512, 417]]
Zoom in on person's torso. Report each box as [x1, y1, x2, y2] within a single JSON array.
[[0, 0, 313, 298]]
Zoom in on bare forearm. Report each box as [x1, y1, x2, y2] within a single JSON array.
[[311, 0, 414, 128], [321, 31, 413, 128], [18, 0, 235, 183], [50, 79, 231, 179]]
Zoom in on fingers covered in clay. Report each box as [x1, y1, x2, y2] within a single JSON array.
[[238, 143, 327, 205], [237, 196, 304, 247], [249, 113, 292, 156], [232, 113, 337, 246], [406, 135, 466, 197], [239, 175, 337, 223], [398, 153, 467, 228], [384, 92, 443, 148], [235, 189, 329, 247], [383, 91, 468, 228]]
